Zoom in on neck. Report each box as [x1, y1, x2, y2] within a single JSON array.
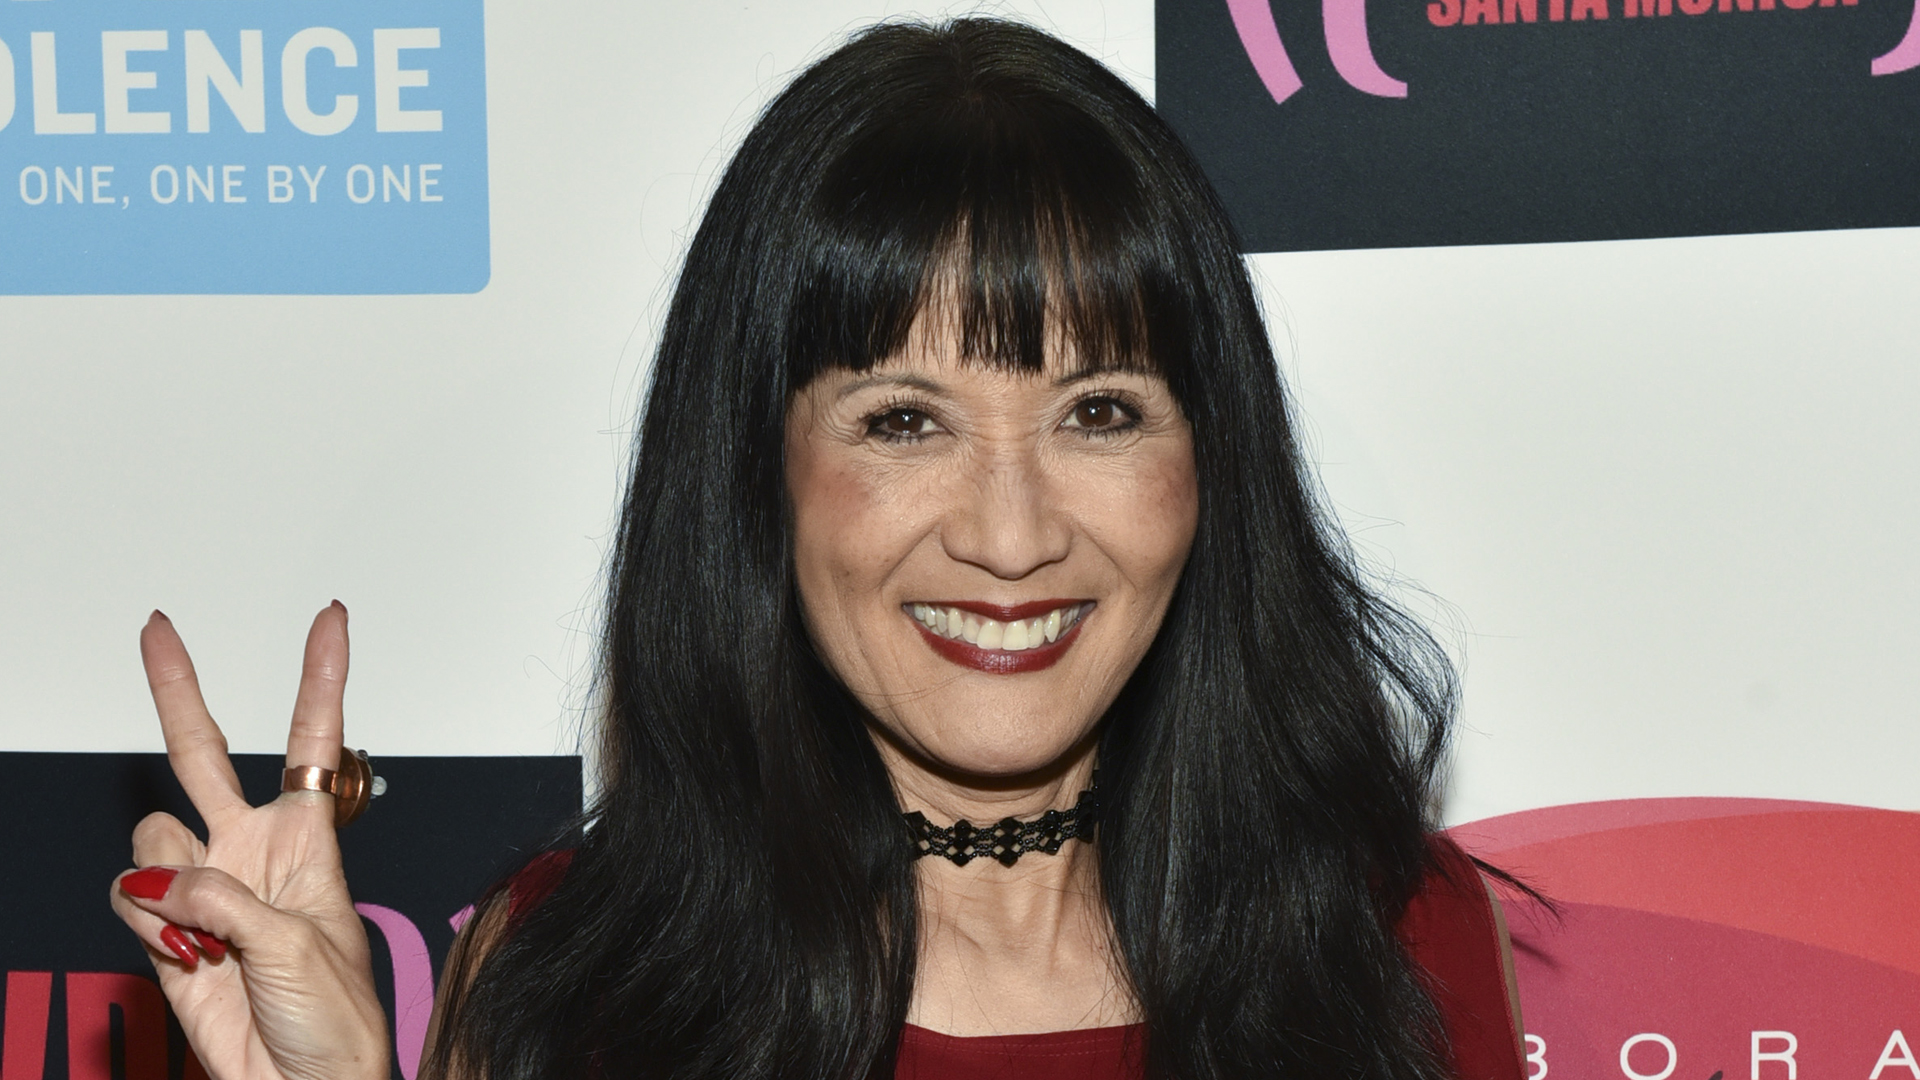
[[877, 742, 1137, 1035], [894, 755, 1098, 833]]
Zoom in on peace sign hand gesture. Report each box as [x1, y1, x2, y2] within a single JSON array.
[[109, 604, 390, 1080]]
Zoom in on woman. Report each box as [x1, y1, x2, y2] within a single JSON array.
[[111, 18, 1522, 1080]]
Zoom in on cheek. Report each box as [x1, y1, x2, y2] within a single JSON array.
[[1146, 453, 1201, 573], [1078, 445, 1200, 594], [790, 459, 869, 615], [787, 451, 930, 646]]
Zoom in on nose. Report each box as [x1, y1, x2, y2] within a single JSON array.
[[939, 445, 1073, 580]]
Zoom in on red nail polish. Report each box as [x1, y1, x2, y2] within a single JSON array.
[[187, 930, 227, 960], [159, 925, 199, 967], [120, 867, 179, 900]]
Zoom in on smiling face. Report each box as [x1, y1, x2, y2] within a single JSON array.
[[785, 324, 1199, 804]]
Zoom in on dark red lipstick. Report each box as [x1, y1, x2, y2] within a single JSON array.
[[905, 600, 1092, 675]]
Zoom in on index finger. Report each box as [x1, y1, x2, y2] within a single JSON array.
[[140, 611, 249, 823]]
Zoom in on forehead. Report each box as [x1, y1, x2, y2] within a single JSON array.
[[807, 294, 1157, 391], [817, 359, 1129, 402], [802, 338, 1152, 406]]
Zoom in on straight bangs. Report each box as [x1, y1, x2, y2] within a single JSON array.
[[783, 69, 1195, 393]]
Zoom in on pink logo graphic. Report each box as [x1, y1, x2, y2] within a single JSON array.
[[1228, 0, 1920, 104], [356, 903, 438, 1080], [1451, 799, 1920, 1080], [1225, 0, 1407, 104], [1877, 1, 1920, 74]]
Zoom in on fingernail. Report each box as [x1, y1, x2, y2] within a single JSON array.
[[160, 925, 199, 967], [188, 929, 227, 960], [120, 866, 179, 900], [331, 599, 347, 615], [149, 609, 171, 625]]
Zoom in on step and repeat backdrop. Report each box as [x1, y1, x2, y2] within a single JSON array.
[[1156, 1, 1920, 1077], [2, 1, 1915, 1079]]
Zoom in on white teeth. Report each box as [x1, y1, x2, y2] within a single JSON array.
[[911, 603, 1088, 652]]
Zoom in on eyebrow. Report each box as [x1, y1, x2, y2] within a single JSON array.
[[1052, 367, 1124, 388], [833, 366, 1134, 401], [833, 373, 945, 400]]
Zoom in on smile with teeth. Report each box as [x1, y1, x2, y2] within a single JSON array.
[[907, 602, 1089, 652]]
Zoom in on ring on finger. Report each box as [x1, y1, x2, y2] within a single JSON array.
[[282, 747, 384, 828]]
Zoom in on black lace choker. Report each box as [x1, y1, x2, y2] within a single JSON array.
[[903, 781, 1098, 867]]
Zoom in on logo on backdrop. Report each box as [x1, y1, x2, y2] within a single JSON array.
[[0, 0, 489, 294], [1156, 0, 1920, 250], [3, 753, 580, 1080], [1451, 798, 1920, 1080]]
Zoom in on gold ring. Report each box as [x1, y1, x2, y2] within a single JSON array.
[[282, 747, 382, 828]]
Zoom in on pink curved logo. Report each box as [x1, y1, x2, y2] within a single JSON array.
[[1450, 799, 1920, 1080], [1324, 0, 1409, 96], [1228, 0, 1920, 105], [1226, 0, 1407, 104], [1874, 1, 1920, 75], [356, 902, 438, 1080]]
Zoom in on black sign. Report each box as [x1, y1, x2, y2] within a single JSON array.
[[4, 753, 581, 1080], [1156, 0, 1920, 249]]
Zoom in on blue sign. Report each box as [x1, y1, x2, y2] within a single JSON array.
[[0, 1, 489, 294]]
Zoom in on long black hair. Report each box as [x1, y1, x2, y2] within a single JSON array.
[[430, 18, 1458, 1080]]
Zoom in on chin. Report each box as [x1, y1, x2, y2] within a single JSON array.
[[901, 713, 1097, 782]]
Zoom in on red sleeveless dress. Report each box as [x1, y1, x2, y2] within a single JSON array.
[[507, 837, 1523, 1080], [894, 836, 1524, 1080]]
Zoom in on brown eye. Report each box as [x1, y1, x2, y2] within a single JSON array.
[[1075, 399, 1117, 428], [870, 408, 934, 439], [1063, 396, 1135, 434]]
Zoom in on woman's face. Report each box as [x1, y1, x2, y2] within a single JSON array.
[[785, 323, 1199, 789]]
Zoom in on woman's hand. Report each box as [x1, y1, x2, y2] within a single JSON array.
[[109, 604, 390, 1080]]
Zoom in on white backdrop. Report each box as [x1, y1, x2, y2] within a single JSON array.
[[3, 0, 1914, 824]]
